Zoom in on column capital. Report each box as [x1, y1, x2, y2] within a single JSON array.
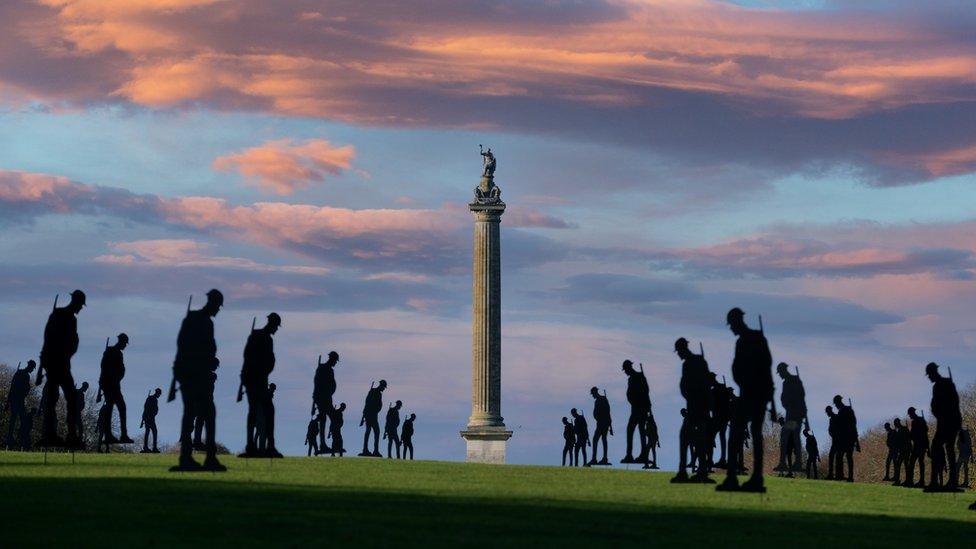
[[469, 201, 506, 217]]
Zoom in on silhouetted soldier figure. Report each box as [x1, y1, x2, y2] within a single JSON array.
[[775, 417, 791, 476], [401, 413, 416, 460], [561, 417, 574, 466], [384, 400, 403, 459], [958, 428, 972, 487], [717, 308, 775, 493], [925, 362, 961, 492], [833, 395, 858, 482], [312, 351, 339, 453], [75, 381, 89, 441], [643, 409, 661, 469], [588, 387, 613, 466], [571, 408, 589, 467], [824, 406, 838, 480], [256, 383, 281, 457], [5, 360, 36, 449], [803, 428, 819, 479], [96, 403, 112, 453], [891, 418, 912, 486], [620, 360, 651, 464], [882, 422, 896, 481], [140, 388, 162, 453], [904, 407, 929, 488], [239, 313, 281, 458], [673, 338, 712, 483], [329, 403, 346, 457], [709, 373, 732, 469], [99, 333, 133, 444], [170, 289, 225, 472], [305, 416, 318, 456], [777, 362, 806, 474], [359, 380, 386, 457], [38, 290, 86, 448], [18, 407, 38, 451]]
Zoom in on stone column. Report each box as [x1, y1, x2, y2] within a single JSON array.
[[461, 174, 512, 463]]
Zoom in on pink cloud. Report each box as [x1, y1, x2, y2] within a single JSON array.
[[212, 138, 355, 195], [94, 238, 330, 274]]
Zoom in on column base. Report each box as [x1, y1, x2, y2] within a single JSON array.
[[460, 427, 512, 464]]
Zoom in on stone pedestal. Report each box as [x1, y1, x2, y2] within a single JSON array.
[[461, 175, 512, 463]]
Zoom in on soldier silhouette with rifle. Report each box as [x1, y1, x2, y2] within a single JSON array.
[[672, 338, 713, 483], [882, 422, 896, 481], [708, 372, 732, 469], [903, 406, 929, 488], [329, 402, 346, 457], [401, 413, 416, 460], [384, 400, 403, 459], [924, 362, 962, 492], [5, 360, 36, 449], [312, 352, 339, 454], [571, 407, 589, 467], [776, 362, 806, 475], [588, 387, 613, 466], [832, 395, 859, 482], [37, 290, 86, 449], [169, 289, 225, 472], [239, 313, 282, 458], [891, 417, 912, 486], [620, 360, 651, 465], [98, 333, 133, 444], [140, 388, 162, 453], [561, 417, 574, 466], [716, 308, 776, 493], [803, 428, 820, 479], [359, 379, 386, 457]]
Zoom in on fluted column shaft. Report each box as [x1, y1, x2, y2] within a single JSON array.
[[468, 206, 504, 428]]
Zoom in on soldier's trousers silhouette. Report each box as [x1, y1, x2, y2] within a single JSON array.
[[884, 449, 895, 480], [592, 423, 610, 463], [726, 399, 765, 482], [179, 382, 215, 460], [806, 455, 818, 479], [330, 426, 343, 456], [710, 418, 728, 466], [362, 415, 380, 454], [826, 443, 837, 479], [315, 398, 332, 449], [835, 445, 854, 481], [626, 407, 648, 460], [931, 424, 960, 488], [5, 403, 27, 448], [193, 415, 204, 447], [306, 436, 317, 456], [41, 366, 80, 443], [574, 441, 588, 466], [244, 385, 267, 451], [103, 385, 128, 438], [386, 432, 401, 458], [562, 439, 573, 466], [906, 448, 926, 485], [402, 437, 414, 460], [958, 457, 970, 486], [143, 418, 158, 451]]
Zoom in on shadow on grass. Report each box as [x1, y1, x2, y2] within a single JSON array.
[[2, 477, 972, 547]]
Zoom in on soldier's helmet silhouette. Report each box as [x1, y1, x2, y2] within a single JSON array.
[[117, 333, 129, 348], [824, 405, 834, 415], [80, 381, 89, 391], [328, 351, 339, 362], [726, 307, 745, 325], [338, 402, 346, 412], [153, 388, 162, 398], [908, 406, 918, 418], [394, 399, 402, 409], [621, 360, 635, 373], [590, 386, 599, 397], [205, 289, 224, 311], [776, 362, 789, 378], [378, 379, 388, 390], [833, 395, 843, 406], [924, 362, 940, 380], [69, 289, 86, 311], [266, 312, 281, 333], [25, 359, 37, 373], [893, 417, 903, 428], [674, 337, 689, 352]]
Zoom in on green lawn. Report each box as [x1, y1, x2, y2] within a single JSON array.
[[1, 452, 973, 547]]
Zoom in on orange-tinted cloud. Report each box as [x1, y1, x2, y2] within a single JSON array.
[[212, 138, 355, 195]]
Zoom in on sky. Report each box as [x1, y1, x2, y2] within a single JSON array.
[[1, 0, 975, 466]]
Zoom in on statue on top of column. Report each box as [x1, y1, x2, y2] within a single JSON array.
[[475, 145, 502, 204]]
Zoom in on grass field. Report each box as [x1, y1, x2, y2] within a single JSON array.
[[1, 452, 974, 547]]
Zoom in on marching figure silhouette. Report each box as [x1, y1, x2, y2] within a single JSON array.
[[96, 403, 112, 453], [832, 395, 859, 482], [305, 416, 318, 456], [958, 428, 972, 487], [620, 360, 651, 464], [561, 417, 574, 466], [4, 360, 36, 449], [925, 362, 961, 492], [672, 338, 713, 483], [74, 381, 89, 442], [904, 407, 929, 488], [803, 428, 820, 479], [776, 363, 806, 475], [359, 380, 386, 457], [709, 373, 732, 469], [571, 408, 589, 466], [824, 405, 838, 479], [401, 413, 416, 460], [883, 422, 896, 481], [239, 313, 282, 458], [329, 403, 346, 457], [717, 308, 776, 493], [588, 387, 613, 466], [99, 333, 133, 444], [170, 289, 225, 472], [891, 417, 912, 486], [312, 352, 339, 454], [140, 388, 162, 453], [643, 408, 660, 469], [18, 407, 38, 451], [38, 290, 86, 449], [384, 400, 403, 459]]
